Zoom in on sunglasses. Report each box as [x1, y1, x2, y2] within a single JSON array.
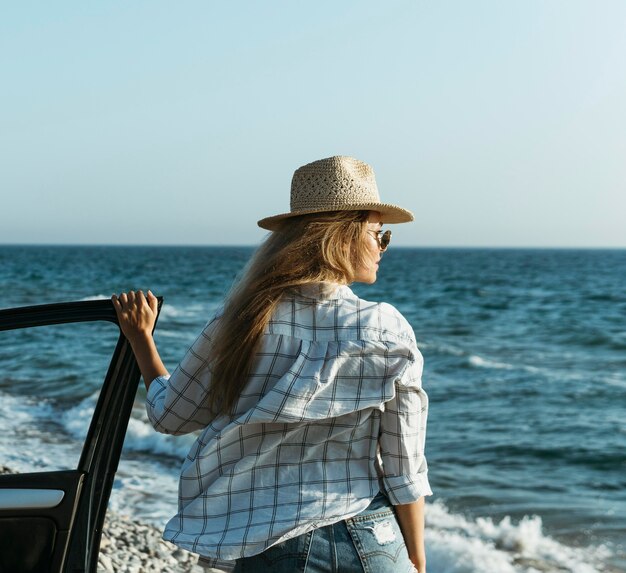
[[369, 229, 392, 252]]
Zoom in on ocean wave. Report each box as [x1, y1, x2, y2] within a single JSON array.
[[61, 393, 196, 460], [421, 341, 540, 373], [427, 500, 611, 573], [467, 355, 516, 370], [465, 354, 543, 374], [158, 303, 211, 322], [107, 458, 180, 525], [61, 393, 97, 439], [0, 391, 80, 471], [123, 414, 197, 458]]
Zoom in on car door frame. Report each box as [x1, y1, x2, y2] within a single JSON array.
[[0, 298, 162, 573]]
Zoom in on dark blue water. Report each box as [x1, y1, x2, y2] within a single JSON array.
[[1, 246, 624, 572]]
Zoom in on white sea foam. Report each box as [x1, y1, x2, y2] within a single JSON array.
[[123, 413, 197, 458], [467, 354, 516, 370], [79, 294, 110, 301], [423, 342, 542, 374], [158, 303, 210, 321], [61, 393, 196, 460], [426, 500, 611, 573], [0, 391, 81, 471], [108, 458, 180, 525], [61, 393, 97, 439], [420, 342, 516, 370], [419, 339, 548, 375]]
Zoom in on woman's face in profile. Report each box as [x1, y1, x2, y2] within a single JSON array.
[[354, 211, 384, 284]]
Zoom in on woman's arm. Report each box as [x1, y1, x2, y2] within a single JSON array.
[[111, 290, 168, 389], [395, 497, 426, 573], [113, 289, 217, 435], [377, 345, 431, 573]]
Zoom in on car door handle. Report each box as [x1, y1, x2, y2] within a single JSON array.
[[0, 489, 65, 509]]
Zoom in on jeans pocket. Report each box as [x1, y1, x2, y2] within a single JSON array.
[[345, 511, 415, 573]]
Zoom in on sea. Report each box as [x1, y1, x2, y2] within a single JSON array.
[[0, 245, 624, 573]]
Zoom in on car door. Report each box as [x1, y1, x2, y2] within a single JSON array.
[[0, 298, 162, 573]]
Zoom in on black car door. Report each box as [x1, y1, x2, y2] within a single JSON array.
[[0, 298, 162, 573]]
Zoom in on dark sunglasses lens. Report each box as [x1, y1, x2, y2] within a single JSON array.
[[380, 230, 391, 250]]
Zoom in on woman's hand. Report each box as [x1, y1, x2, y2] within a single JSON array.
[[111, 290, 168, 390], [111, 290, 158, 345], [412, 548, 426, 573]]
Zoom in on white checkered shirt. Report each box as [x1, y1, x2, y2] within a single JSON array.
[[146, 282, 431, 566]]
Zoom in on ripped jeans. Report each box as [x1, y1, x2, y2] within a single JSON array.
[[232, 492, 416, 573]]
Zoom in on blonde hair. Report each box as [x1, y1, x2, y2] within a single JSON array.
[[208, 210, 371, 416]]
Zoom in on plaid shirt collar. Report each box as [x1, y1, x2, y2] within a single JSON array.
[[296, 281, 355, 301]]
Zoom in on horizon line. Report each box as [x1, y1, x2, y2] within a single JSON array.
[[1, 243, 625, 251]]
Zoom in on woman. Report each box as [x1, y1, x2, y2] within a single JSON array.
[[112, 156, 431, 573]]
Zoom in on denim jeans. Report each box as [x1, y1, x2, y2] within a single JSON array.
[[232, 492, 416, 573]]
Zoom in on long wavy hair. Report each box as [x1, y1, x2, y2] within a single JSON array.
[[208, 210, 371, 416]]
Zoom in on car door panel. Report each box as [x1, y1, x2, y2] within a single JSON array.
[[0, 299, 162, 573], [0, 470, 83, 573]]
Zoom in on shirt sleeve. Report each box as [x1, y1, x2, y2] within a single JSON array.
[[378, 347, 432, 505], [145, 316, 218, 435]]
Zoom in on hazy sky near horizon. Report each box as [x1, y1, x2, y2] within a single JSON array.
[[1, 1, 625, 247]]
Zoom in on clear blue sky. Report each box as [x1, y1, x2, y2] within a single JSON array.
[[2, 1, 625, 247]]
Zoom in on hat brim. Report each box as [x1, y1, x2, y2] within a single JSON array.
[[258, 203, 414, 231]]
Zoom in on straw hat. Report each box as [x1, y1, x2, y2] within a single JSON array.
[[257, 156, 414, 230]]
